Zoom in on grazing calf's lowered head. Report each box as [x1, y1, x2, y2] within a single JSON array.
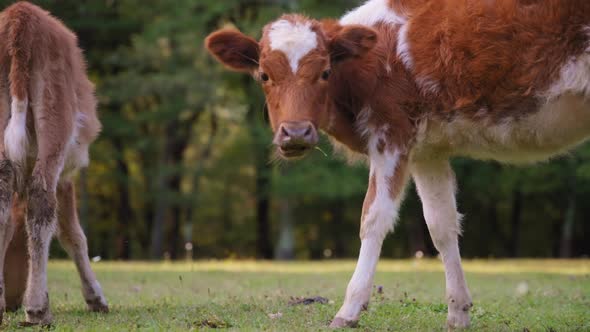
[[0, 1, 108, 325], [207, 0, 590, 328]]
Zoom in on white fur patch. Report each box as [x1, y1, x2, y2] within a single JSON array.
[[545, 55, 590, 100], [355, 106, 373, 139], [340, 0, 407, 26], [4, 98, 28, 164], [544, 26, 590, 100], [334, 125, 403, 323], [396, 21, 413, 69], [416, 75, 440, 94], [363, 129, 400, 237], [341, 0, 434, 92], [414, 94, 590, 164], [269, 20, 318, 73]]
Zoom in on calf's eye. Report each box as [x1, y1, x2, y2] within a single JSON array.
[[321, 69, 331, 81], [260, 72, 270, 82]]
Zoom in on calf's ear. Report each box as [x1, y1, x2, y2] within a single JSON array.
[[328, 25, 377, 63], [205, 29, 260, 72]]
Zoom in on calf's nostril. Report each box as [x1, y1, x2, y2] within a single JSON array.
[[281, 126, 290, 139], [304, 126, 312, 137]]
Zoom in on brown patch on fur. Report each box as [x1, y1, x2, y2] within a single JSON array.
[[406, 0, 590, 119], [362, 174, 377, 218], [389, 154, 409, 199]]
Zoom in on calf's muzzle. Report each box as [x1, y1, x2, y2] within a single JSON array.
[[274, 121, 318, 158]]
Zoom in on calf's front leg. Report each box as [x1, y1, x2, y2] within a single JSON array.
[[330, 148, 409, 328], [411, 159, 472, 329]]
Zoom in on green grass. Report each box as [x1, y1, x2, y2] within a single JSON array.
[[4, 259, 590, 331]]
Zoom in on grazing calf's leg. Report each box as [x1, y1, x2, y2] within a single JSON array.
[[5, 196, 28, 312], [412, 159, 472, 329], [0, 161, 15, 324], [331, 148, 409, 328], [23, 88, 73, 326], [24, 166, 60, 326], [56, 181, 108, 313]]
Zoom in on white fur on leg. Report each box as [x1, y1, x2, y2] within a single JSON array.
[[442, 244, 472, 328], [412, 160, 472, 329], [332, 238, 382, 326], [332, 134, 403, 327], [4, 98, 28, 164]]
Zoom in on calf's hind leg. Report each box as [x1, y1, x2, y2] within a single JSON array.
[[56, 181, 108, 313], [412, 159, 472, 328], [23, 89, 73, 325], [5, 196, 28, 312], [0, 161, 15, 324]]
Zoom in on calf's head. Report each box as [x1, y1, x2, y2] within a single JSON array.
[[206, 15, 377, 159]]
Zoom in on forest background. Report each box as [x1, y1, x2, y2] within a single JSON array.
[[2, 0, 588, 261]]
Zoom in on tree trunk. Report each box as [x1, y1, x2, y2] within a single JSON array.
[[184, 113, 218, 259], [332, 200, 346, 258], [408, 216, 427, 257], [244, 77, 273, 259], [560, 170, 577, 258], [509, 189, 523, 257], [113, 138, 133, 260], [150, 151, 167, 259], [275, 198, 295, 260], [255, 165, 272, 259], [168, 174, 182, 260]]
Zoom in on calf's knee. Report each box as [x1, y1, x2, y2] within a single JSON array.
[[26, 174, 57, 233]]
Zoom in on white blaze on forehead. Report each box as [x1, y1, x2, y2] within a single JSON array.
[[269, 20, 318, 73]]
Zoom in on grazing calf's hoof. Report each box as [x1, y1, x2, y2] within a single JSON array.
[[83, 282, 109, 313], [24, 294, 53, 326], [329, 317, 359, 329], [24, 307, 53, 326], [446, 302, 472, 329], [86, 297, 109, 313]]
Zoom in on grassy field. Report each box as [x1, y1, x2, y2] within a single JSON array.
[[3, 259, 589, 331]]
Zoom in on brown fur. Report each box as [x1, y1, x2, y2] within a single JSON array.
[[0, 2, 106, 325], [405, 0, 590, 117]]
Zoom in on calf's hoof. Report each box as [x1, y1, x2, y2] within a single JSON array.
[[446, 309, 471, 329], [24, 302, 53, 327], [23, 309, 53, 327], [329, 316, 359, 328], [86, 297, 109, 313]]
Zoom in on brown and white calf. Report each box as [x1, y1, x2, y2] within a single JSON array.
[[0, 2, 108, 325], [207, 0, 590, 328]]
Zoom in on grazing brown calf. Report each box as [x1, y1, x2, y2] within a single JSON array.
[[206, 0, 590, 328], [0, 2, 108, 325]]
